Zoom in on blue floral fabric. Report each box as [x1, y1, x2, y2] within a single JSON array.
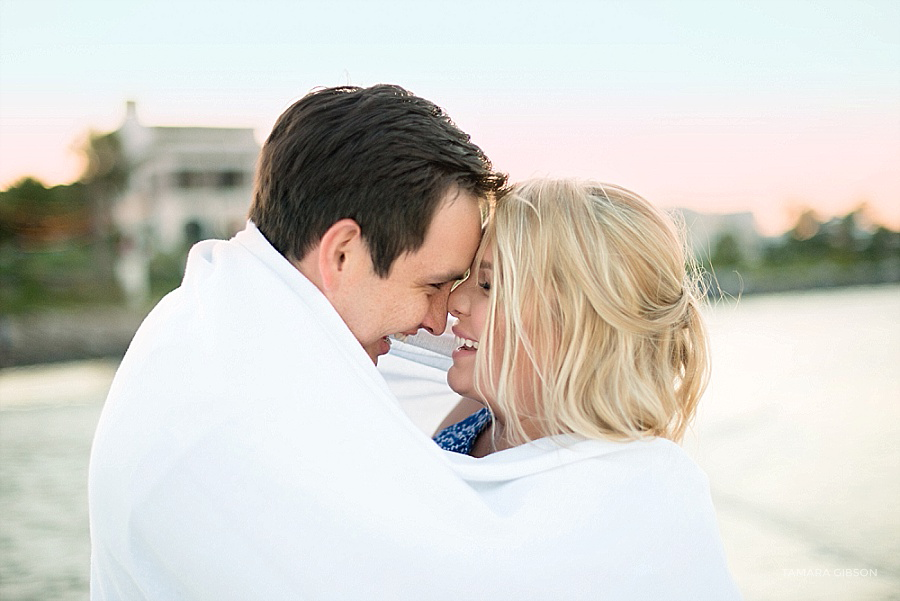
[[433, 407, 492, 455]]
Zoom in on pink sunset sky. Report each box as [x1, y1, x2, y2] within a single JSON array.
[[1, 0, 898, 236]]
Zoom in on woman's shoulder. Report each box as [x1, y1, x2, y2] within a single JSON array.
[[448, 434, 707, 490], [557, 435, 711, 491]]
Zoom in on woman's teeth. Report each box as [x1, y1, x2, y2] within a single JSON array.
[[455, 336, 479, 350]]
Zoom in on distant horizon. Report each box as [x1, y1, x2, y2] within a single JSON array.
[[3, 102, 894, 239], [2, 95, 896, 238]]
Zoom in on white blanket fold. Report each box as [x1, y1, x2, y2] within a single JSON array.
[[89, 222, 740, 600]]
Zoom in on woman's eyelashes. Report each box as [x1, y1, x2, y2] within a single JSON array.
[[478, 271, 492, 291]]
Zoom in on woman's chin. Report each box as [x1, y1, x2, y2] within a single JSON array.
[[446, 366, 474, 400], [446, 368, 462, 393]]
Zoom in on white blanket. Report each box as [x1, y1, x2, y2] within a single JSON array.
[[445, 435, 741, 599], [89, 222, 740, 600]]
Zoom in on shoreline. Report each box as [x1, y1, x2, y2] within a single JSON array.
[[2, 281, 898, 370], [0, 358, 119, 409]]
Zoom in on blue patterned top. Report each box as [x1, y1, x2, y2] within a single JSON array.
[[433, 407, 492, 455]]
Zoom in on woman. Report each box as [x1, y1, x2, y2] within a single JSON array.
[[432, 178, 740, 598]]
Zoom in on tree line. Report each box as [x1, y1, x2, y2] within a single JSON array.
[[2, 137, 899, 312], [0, 132, 126, 312], [708, 207, 900, 295]]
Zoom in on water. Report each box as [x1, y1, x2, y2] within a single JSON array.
[[0, 361, 114, 601], [0, 285, 898, 600], [686, 285, 900, 600]]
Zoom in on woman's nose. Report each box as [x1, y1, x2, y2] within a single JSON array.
[[448, 284, 469, 318]]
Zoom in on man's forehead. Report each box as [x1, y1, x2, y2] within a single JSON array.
[[393, 241, 474, 281], [402, 189, 483, 277], [406, 241, 478, 283]]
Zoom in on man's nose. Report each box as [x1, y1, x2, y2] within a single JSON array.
[[421, 289, 451, 335]]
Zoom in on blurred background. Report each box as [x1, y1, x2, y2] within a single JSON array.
[[1, 1, 898, 599]]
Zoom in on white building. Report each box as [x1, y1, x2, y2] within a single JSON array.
[[111, 101, 260, 302]]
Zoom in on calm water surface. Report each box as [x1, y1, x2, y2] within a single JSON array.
[[0, 285, 897, 601], [686, 284, 900, 600]]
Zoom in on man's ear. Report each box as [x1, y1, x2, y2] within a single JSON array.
[[318, 218, 365, 291]]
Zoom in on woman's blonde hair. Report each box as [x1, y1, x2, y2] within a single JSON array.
[[475, 178, 709, 444]]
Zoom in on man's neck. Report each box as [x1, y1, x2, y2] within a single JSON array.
[[291, 252, 326, 294]]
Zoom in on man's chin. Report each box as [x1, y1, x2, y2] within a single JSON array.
[[364, 336, 392, 364]]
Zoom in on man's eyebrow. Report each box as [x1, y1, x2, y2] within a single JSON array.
[[429, 271, 468, 284]]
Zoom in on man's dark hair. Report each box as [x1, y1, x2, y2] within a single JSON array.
[[249, 84, 507, 276]]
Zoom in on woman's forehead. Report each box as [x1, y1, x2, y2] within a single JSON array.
[[474, 239, 494, 269]]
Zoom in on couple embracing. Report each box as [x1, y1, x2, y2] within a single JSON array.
[[89, 85, 741, 600]]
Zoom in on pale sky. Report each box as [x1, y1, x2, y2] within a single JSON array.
[[1, 0, 898, 234]]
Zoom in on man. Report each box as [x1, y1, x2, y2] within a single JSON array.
[[89, 85, 506, 599], [248, 85, 505, 365]]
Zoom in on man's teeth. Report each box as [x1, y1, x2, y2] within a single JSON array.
[[455, 336, 479, 350], [392, 333, 409, 343]]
